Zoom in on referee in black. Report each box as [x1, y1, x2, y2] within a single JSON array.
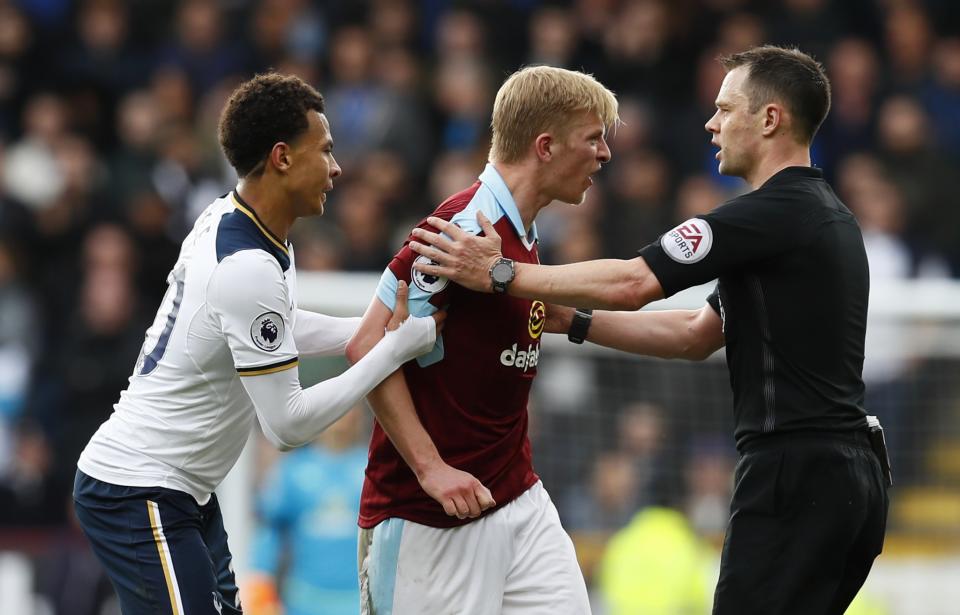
[[407, 45, 891, 615]]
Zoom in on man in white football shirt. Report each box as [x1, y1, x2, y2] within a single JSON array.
[[73, 73, 441, 615]]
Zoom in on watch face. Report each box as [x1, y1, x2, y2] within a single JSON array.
[[492, 261, 513, 283]]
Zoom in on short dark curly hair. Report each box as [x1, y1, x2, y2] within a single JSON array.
[[218, 73, 325, 178]]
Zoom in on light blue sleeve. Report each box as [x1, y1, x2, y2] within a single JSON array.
[[448, 207, 484, 236], [250, 458, 296, 575], [374, 267, 400, 313], [374, 267, 444, 367], [249, 521, 282, 575]]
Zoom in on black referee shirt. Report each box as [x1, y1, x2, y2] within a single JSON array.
[[639, 166, 869, 450]]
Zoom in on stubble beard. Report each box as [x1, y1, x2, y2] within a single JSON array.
[[718, 151, 744, 178]]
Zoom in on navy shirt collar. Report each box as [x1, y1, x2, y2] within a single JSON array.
[[215, 191, 292, 271]]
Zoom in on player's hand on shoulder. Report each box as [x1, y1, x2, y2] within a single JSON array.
[[383, 280, 446, 362], [418, 460, 496, 519], [385, 279, 412, 332]]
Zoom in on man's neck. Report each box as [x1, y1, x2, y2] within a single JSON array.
[[491, 160, 551, 232], [236, 178, 294, 241], [745, 141, 812, 190]]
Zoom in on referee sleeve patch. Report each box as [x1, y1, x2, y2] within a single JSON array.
[[237, 356, 299, 376], [661, 218, 713, 264]]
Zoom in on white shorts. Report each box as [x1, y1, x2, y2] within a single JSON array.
[[358, 481, 590, 615]]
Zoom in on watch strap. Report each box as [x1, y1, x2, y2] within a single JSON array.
[[567, 308, 593, 344]]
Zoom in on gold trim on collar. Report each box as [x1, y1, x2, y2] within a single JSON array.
[[230, 192, 289, 256]]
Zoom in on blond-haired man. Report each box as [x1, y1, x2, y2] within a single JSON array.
[[345, 66, 617, 614]]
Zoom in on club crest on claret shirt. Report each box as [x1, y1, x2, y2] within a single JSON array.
[[528, 301, 545, 339]]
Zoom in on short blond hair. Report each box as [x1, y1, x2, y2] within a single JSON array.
[[489, 66, 619, 164]]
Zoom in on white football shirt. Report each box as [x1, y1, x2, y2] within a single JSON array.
[[79, 191, 306, 504]]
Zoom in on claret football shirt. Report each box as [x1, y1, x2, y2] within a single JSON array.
[[360, 164, 543, 529]]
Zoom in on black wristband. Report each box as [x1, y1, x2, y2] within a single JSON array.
[[567, 308, 593, 344]]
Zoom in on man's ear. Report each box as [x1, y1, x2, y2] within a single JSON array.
[[268, 142, 292, 172], [534, 133, 553, 161], [762, 103, 783, 137]]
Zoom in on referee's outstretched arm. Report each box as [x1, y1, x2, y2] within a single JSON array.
[[410, 213, 664, 311], [545, 302, 724, 361]]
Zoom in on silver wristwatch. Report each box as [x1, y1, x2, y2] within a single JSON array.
[[489, 257, 515, 293]]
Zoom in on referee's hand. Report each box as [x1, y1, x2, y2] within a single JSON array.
[[418, 460, 496, 519], [409, 211, 503, 294]]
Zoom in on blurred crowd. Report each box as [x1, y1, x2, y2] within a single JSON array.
[[0, 0, 959, 612]]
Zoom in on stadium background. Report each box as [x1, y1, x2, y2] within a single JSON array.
[[0, 0, 959, 613]]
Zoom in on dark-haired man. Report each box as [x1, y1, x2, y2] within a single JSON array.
[[410, 46, 890, 615], [73, 73, 442, 615]]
